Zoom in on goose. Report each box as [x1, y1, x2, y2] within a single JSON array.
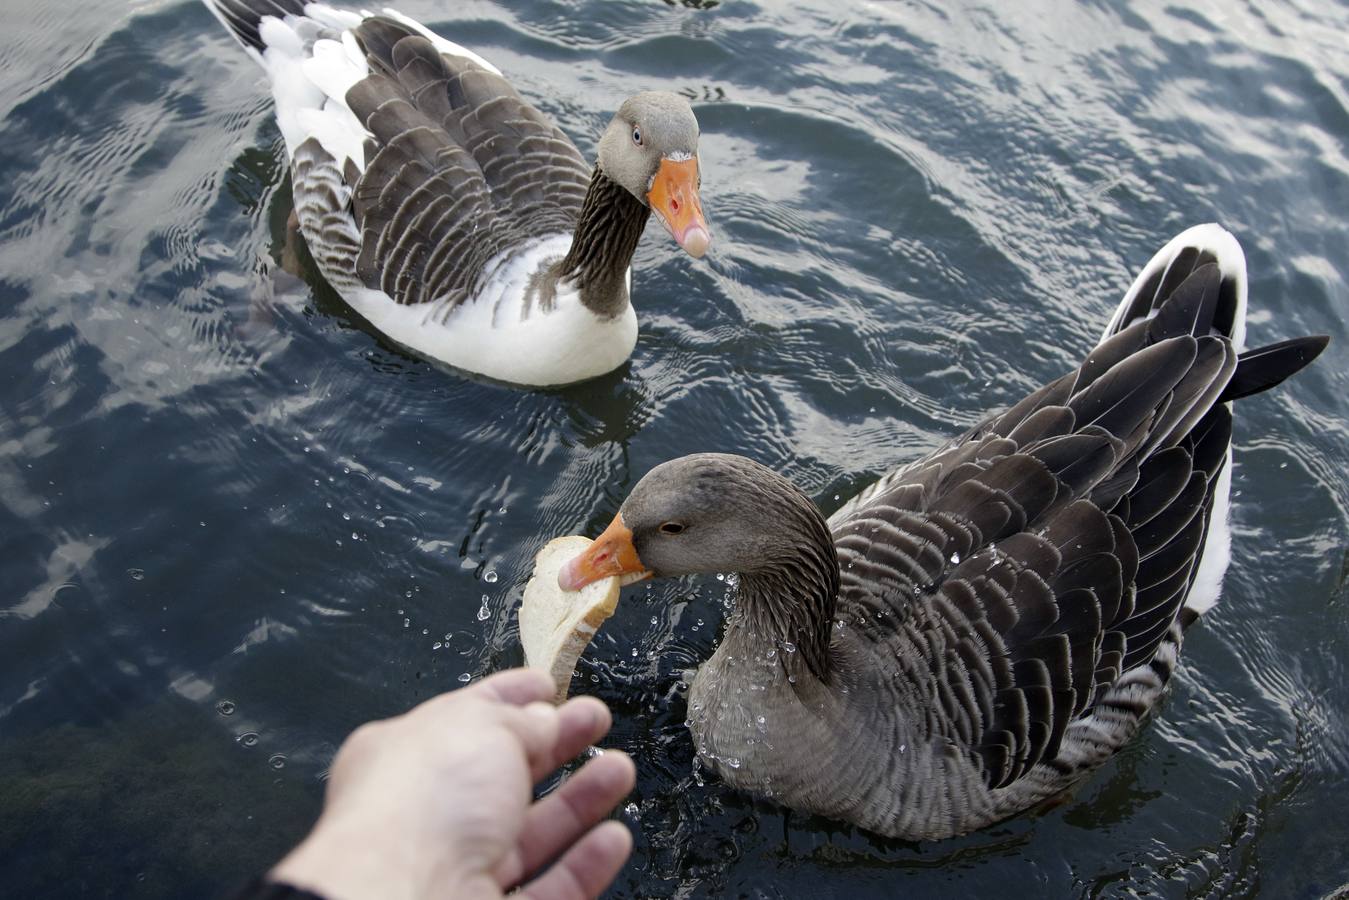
[[203, 0, 710, 386], [557, 224, 1327, 840]]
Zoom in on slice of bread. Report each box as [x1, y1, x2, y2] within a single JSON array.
[[519, 536, 620, 703]]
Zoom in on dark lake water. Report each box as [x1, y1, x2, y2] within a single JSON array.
[[3, 0, 1348, 896]]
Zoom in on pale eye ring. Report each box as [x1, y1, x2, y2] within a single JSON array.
[[631, 127, 643, 146], [659, 521, 684, 535]]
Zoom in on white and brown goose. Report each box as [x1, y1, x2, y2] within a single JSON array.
[[204, 0, 709, 386], [558, 225, 1327, 840]]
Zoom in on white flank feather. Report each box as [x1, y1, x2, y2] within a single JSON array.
[[302, 38, 366, 101], [1185, 447, 1233, 616], [342, 236, 638, 387]]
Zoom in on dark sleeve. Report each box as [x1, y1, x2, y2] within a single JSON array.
[[228, 877, 328, 900]]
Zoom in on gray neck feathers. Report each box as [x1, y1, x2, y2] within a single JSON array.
[[733, 490, 840, 683], [557, 166, 651, 318]]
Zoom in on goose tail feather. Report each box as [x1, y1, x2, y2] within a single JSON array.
[[202, 0, 310, 55], [1101, 222, 1249, 348], [1095, 225, 1326, 623]]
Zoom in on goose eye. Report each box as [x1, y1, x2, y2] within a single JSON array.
[[631, 127, 643, 146], [659, 521, 685, 535]]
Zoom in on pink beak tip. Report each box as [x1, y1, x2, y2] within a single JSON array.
[[680, 225, 710, 259], [557, 556, 584, 592]]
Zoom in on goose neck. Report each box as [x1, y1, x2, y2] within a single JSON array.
[[732, 529, 841, 684], [557, 166, 650, 318]]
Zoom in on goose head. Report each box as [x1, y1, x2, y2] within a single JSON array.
[[596, 92, 710, 259], [558, 454, 831, 587]]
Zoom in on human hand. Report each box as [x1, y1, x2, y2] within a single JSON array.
[[270, 669, 636, 900]]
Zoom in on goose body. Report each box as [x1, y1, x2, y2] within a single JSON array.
[[560, 225, 1327, 839], [204, 1, 708, 386]]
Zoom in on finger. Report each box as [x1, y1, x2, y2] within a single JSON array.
[[470, 668, 558, 706], [543, 697, 612, 778], [516, 820, 633, 900], [504, 695, 612, 784], [494, 700, 567, 774], [407, 668, 554, 723], [497, 751, 636, 887]]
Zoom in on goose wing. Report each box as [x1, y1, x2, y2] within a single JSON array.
[[831, 227, 1326, 791], [342, 14, 591, 307], [208, 2, 590, 308]]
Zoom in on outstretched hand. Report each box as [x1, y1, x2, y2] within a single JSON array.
[[270, 669, 636, 900]]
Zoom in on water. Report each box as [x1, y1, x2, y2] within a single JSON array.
[[2, 0, 1347, 896]]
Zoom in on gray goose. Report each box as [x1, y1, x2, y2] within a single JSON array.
[[204, 1, 709, 386], [558, 225, 1327, 840]]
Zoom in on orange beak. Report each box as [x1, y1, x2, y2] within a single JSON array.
[[558, 513, 653, 591], [646, 157, 710, 259]]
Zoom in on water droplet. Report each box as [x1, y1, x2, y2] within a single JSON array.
[[483, 570, 499, 584], [127, 568, 145, 581], [624, 802, 639, 818], [421, 627, 429, 635], [949, 551, 961, 564], [715, 573, 725, 582], [725, 756, 742, 769], [402, 618, 410, 628], [237, 732, 259, 747], [341, 512, 350, 521], [498, 506, 508, 515], [477, 596, 491, 621], [783, 641, 796, 653], [216, 700, 236, 716], [432, 641, 442, 650], [268, 754, 286, 769], [457, 672, 472, 683], [650, 616, 658, 625]]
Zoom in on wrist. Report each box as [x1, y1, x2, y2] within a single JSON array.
[[270, 810, 441, 900]]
